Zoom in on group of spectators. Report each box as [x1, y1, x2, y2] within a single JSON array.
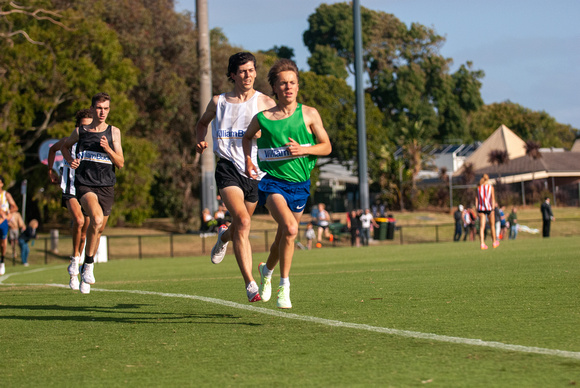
[[454, 203, 521, 242], [200, 199, 229, 235], [306, 203, 387, 248]]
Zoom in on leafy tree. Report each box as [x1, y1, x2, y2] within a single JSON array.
[[0, 1, 159, 226], [260, 45, 295, 60], [297, 71, 386, 180], [307, 44, 348, 79], [468, 101, 578, 148], [303, 2, 484, 143]]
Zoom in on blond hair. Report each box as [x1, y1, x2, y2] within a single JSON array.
[[479, 173, 490, 186]]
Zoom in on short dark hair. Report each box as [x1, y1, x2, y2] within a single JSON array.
[[91, 92, 110, 107], [227, 52, 256, 83], [75, 109, 92, 127], [0, 175, 4, 184], [267, 58, 299, 97]]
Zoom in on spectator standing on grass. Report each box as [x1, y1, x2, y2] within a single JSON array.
[[8, 210, 25, 260], [494, 202, 501, 240], [48, 109, 93, 291], [454, 204, 463, 241], [315, 202, 331, 244], [244, 58, 331, 309], [347, 209, 361, 247], [195, 52, 276, 303], [540, 197, 555, 238], [360, 208, 378, 246], [304, 222, 316, 250], [476, 174, 499, 250], [62, 92, 125, 294], [461, 205, 471, 241], [508, 207, 518, 240], [500, 205, 507, 239], [0, 175, 18, 275], [18, 219, 38, 267]]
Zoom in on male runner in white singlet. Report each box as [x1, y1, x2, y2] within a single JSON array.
[[195, 52, 276, 302], [48, 109, 93, 290]]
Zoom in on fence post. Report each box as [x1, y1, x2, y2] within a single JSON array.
[[138, 236, 142, 259], [264, 230, 269, 252], [202, 235, 205, 254], [400, 226, 403, 245], [436, 225, 439, 243], [107, 236, 111, 260], [170, 234, 174, 258]]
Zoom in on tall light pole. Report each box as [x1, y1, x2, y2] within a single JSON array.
[[353, 0, 369, 210], [197, 0, 217, 213]]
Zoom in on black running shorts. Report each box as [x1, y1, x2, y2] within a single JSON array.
[[215, 159, 259, 203]]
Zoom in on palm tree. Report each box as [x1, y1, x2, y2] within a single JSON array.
[[398, 120, 434, 210], [461, 162, 475, 186], [488, 149, 509, 183], [525, 140, 542, 202]]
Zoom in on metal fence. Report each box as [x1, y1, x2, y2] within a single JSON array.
[[7, 218, 579, 267]]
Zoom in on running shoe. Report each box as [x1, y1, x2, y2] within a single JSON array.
[[258, 262, 272, 302], [210, 225, 229, 264], [0, 262, 5, 275], [276, 285, 292, 309], [68, 256, 79, 276], [79, 281, 90, 294], [481, 243, 488, 250], [69, 275, 80, 291], [493, 240, 500, 248], [248, 291, 262, 302], [247, 281, 262, 302], [81, 263, 95, 284]]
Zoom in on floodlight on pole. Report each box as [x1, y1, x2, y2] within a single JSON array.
[[353, 0, 369, 210]]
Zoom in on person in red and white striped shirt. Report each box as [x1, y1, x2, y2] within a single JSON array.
[[475, 174, 499, 250]]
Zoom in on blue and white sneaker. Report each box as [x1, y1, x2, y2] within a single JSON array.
[[211, 225, 229, 264]]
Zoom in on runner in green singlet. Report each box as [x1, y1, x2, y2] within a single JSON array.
[[242, 59, 331, 309]]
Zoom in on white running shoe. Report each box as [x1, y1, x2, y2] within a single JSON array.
[[276, 285, 292, 309], [81, 263, 95, 284], [79, 281, 90, 294], [0, 262, 5, 275], [258, 262, 272, 302], [210, 226, 229, 264], [69, 275, 80, 291], [68, 256, 79, 276]]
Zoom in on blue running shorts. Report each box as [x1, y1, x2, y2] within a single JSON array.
[[258, 175, 310, 213]]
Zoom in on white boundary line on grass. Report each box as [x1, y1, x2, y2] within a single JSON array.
[[2, 269, 580, 361]]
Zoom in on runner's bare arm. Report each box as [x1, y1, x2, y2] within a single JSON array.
[[195, 96, 219, 154], [62, 128, 80, 169], [286, 106, 331, 157], [48, 138, 67, 184], [102, 126, 124, 169], [242, 116, 261, 179]]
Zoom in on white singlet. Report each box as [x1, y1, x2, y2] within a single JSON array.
[[211, 91, 265, 179]]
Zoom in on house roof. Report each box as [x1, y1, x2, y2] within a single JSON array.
[[473, 152, 580, 184], [454, 124, 526, 176]]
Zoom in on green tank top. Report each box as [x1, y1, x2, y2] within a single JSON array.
[[256, 104, 317, 183]]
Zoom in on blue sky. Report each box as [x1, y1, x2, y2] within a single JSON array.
[[175, 0, 580, 131]]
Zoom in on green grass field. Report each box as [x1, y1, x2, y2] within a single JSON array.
[[1, 237, 579, 387]]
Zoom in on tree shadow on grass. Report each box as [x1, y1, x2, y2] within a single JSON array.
[[0, 304, 262, 325]]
